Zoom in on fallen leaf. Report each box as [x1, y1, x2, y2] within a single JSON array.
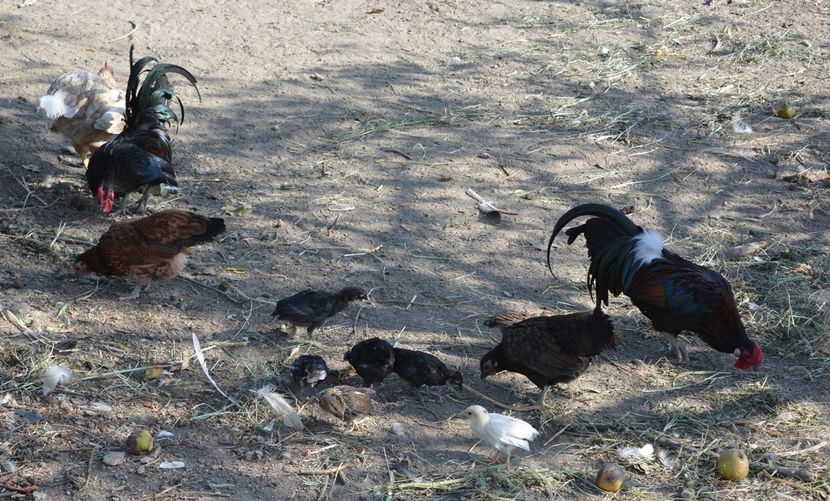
[[368, 7, 384, 14]]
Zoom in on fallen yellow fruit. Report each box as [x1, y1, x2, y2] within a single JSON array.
[[127, 430, 155, 455], [716, 448, 749, 481], [776, 102, 796, 119], [596, 463, 624, 492]]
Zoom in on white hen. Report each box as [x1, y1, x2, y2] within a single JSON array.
[[38, 63, 125, 167], [460, 405, 539, 466]]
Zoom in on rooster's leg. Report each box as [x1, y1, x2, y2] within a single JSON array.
[[114, 195, 132, 216], [536, 386, 550, 410], [662, 333, 689, 362], [132, 188, 152, 214]]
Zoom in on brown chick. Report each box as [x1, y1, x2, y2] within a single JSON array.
[[318, 385, 375, 427], [481, 311, 617, 410], [39, 63, 125, 168], [73, 209, 225, 299]]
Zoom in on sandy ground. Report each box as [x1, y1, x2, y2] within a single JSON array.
[[1, 0, 829, 499]]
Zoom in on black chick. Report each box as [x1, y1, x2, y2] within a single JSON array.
[[290, 355, 328, 387], [392, 348, 463, 389], [344, 337, 395, 387], [481, 311, 617, 409], [272, 287, 368, 337]]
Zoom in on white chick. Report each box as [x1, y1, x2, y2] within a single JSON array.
[[460, 405, 539, 467]]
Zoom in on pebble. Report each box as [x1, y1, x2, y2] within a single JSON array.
[[102, 451, 126, 466]]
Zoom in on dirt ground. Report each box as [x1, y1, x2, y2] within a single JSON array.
[[1, 0, 829, 499]]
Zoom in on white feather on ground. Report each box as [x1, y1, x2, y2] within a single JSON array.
[[461, 405, 539, 456], [192, 332, 239, 406], [618, 443, 654, 460], [252, 385, 303, 430], [42, 365, 72, 396]]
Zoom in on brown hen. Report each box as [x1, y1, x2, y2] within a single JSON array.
[[74, 209, 225, 299]]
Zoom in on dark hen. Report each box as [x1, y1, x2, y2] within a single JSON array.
[[547, 203, 762, 368], [480, 311, 616, 409], [86, 45, 199, 214], [344, 337, 395, 387], [272, 287, 367, 337], [392, 347, 463, 390], [290, 355, 328, 387]]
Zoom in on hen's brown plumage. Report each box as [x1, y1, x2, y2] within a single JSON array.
[[481, 311, 616, 408], [74, 209, 225, 299]]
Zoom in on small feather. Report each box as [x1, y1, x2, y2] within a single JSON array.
[[618, 443, 654, 460], [192, 332, 239, 406], [252, 385, 303, 430], [42, 365, 72, 396]]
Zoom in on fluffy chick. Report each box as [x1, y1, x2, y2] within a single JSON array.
[[272, 287, 368, 337], [392, 347, 463, 390], [344, 337, 395, 387], [290, 355, 328, 388], [318, 385, 375, 426], [459, 405, 539, 467]]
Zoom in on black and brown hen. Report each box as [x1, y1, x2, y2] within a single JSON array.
[[392, 347, 463, 390], [86, 46, 199, 214], [547, 203, 763, 368], [290, 355, 328, 388], [481, 311, 617, 409], [344, 337, 395, 387], [272, 287, 367, 337]]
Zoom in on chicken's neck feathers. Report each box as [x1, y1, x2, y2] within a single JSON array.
[[632, 230, 664, 269]]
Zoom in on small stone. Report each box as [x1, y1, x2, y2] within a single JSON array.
[[245, 450, 264, 461], [102, 451, 126, 466], [279, 451, 292, 460]]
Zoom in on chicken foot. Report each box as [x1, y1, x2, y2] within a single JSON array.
[[662, 333, 689, 362], [119, 283, 149, 301], [131, 188, 153, 214]]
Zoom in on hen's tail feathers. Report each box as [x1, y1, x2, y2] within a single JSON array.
[[124, 45, 201, 130], [39, 91, 76, 119]]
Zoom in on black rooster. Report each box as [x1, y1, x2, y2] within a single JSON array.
[[86, 46, 199, 214], [392, 347, 463, 390], [272, 287, 368, 337], [481, 311, 616, 409], [547, 203, 762, 368], [344, 337, 395, 387], [290, 355, 328, 388]]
